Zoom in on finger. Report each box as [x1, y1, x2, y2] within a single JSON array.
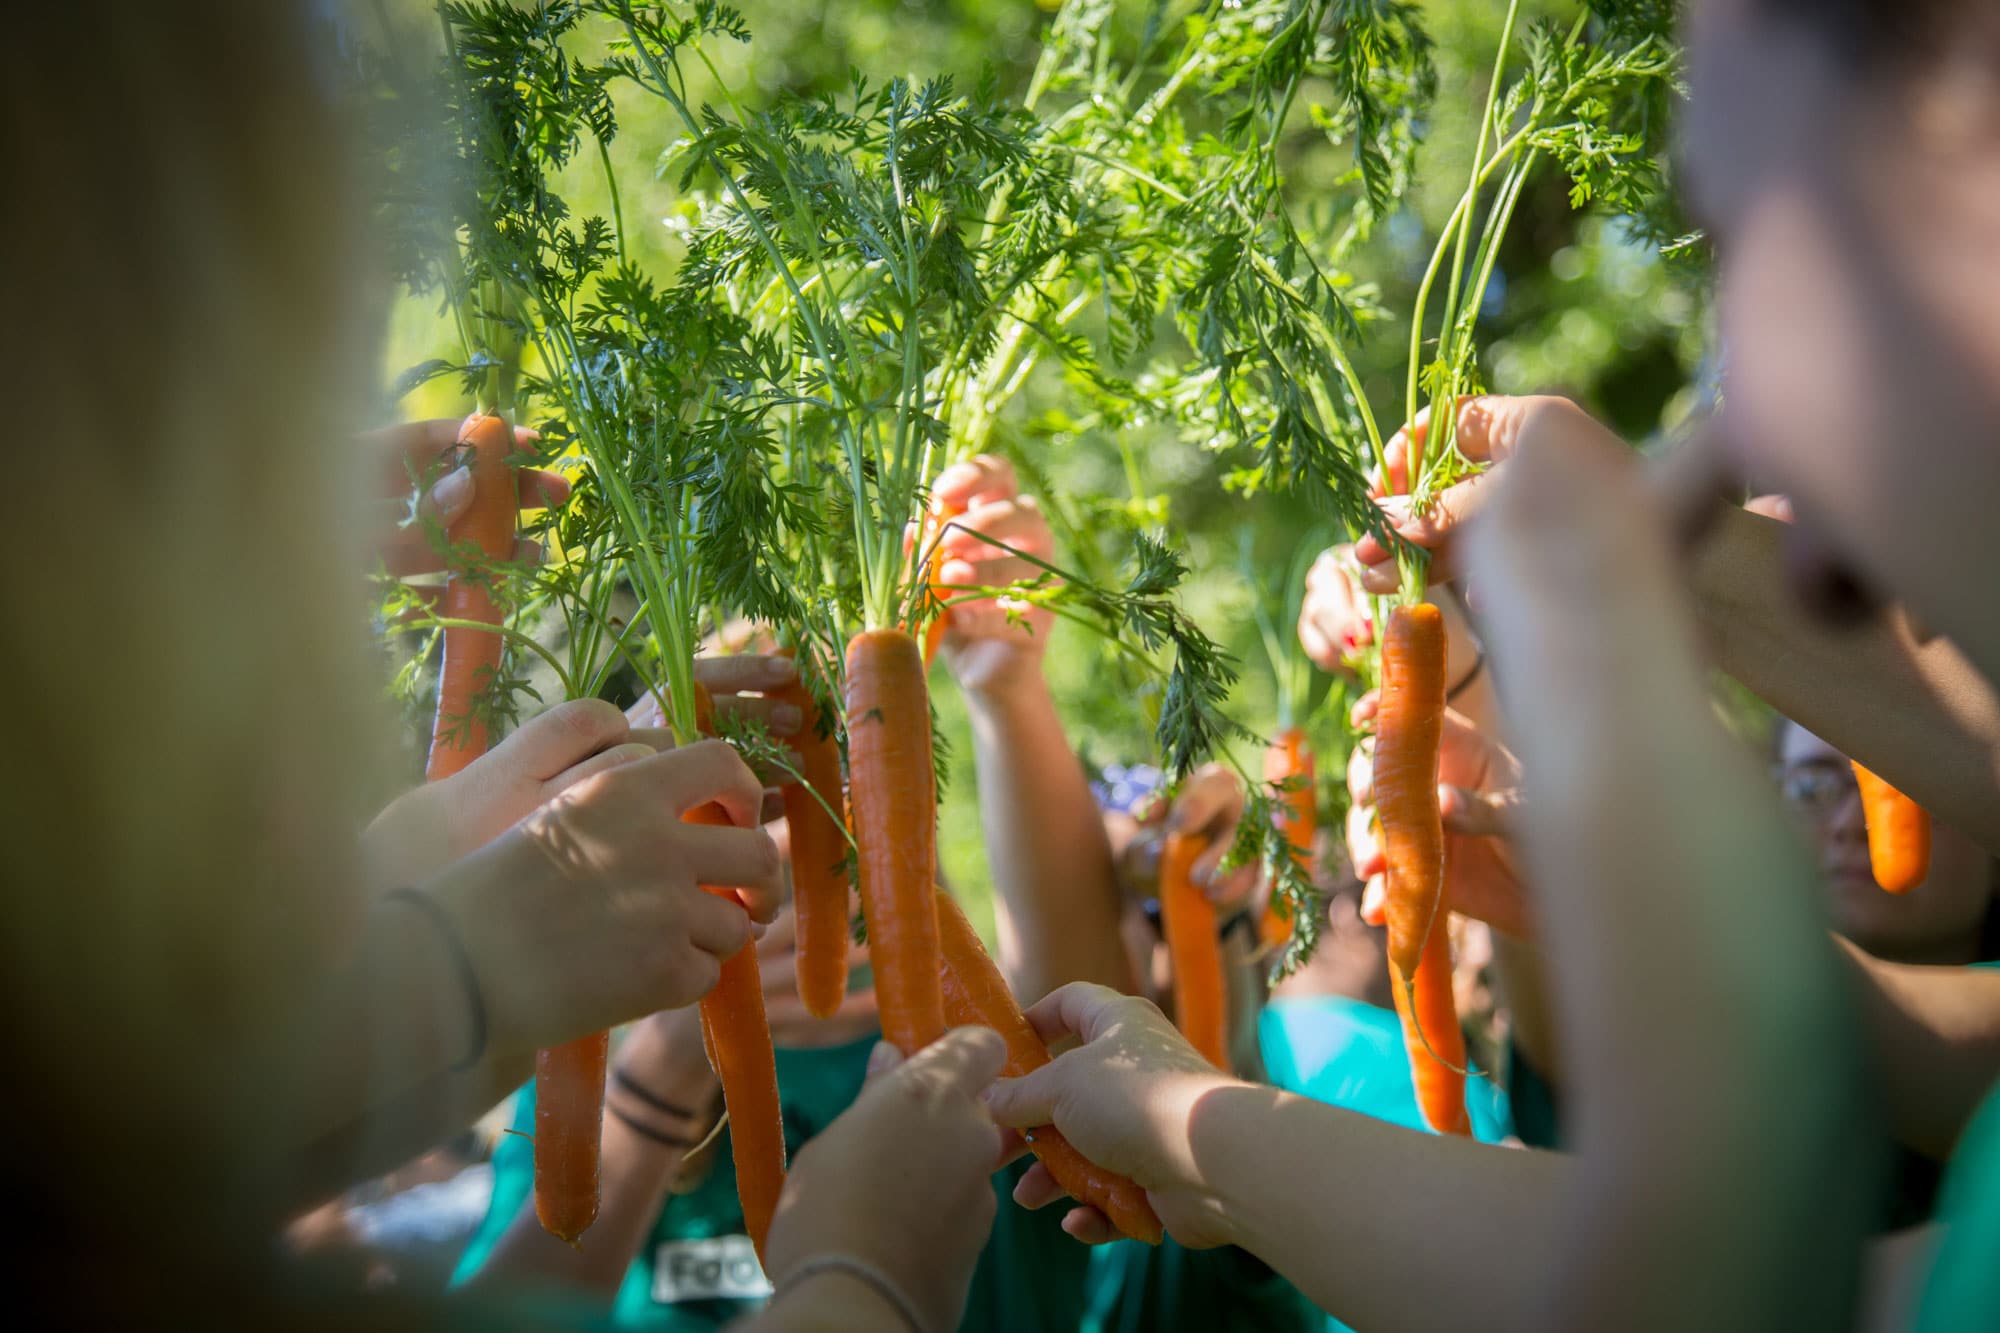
[[1346, 741, 1374, 804], [1349, 691, 1380, 728], [626, 690, 668, 729], [681, 895, 754, 963], [1360, 876, 1387, 926], [932, 454, 1018, 512], [1166, 767, 1243, 837], [375, 524, 453, 577], [712, 693, 805, 737], [1297, 607, 1338, 670], [1061, 1206, 1121, 1246], [1440, 784, 1520, 839], [692, 653, 799, 697], [1011, 1161, 1071, 1211], [679, 825, 787, 905], [891, 1025, 1009, 1100], [646, 739, 769, 828], [1345, 803, 1384, 878], [496, 698, 630, 784], [863, 1039, 904, 1084], [513, 538, 545, 567], [995, 1126, 1033, 1170], [937, 554, 1048, 595], [939, 500, 1054, 561], [517, 468, 570, 511], [362, 418, 463, 495], [1017, 982, 1133, 1051], [543, 741, 658, 799]]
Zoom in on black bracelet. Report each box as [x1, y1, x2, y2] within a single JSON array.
[[1446, 649, 1486, 703], [1218, 908, 1258, 945], [612, 1067, 704, 1122], [607, 1100, 698, 1150], [382, 887, 487, 1074]]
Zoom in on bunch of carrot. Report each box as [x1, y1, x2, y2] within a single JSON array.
[[1159, 830, 1228, 1070], [1261, 726, 1317, 949]]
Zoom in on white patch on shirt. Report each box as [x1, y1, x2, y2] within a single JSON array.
[[651, 1235, 773, 1305]]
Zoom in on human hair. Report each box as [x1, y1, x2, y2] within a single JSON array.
[[0, 0, 389, 1266], [1758, 0, 1996, 78]]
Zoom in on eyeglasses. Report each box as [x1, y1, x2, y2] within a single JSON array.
[[1776, 761, 1860, 817]]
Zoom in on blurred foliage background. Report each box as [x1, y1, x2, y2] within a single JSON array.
[[380, 0, 1709, 930]]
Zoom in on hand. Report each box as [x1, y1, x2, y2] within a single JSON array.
[[983, 983, 1245, 1249], [1346, 700, 1531, 938], [1297, 545, 1374, 675], [363, 418, 570, 577], [1117, 764, 1260, 909], [1353, 395, 1616, 595], [365, 698, 674, 887], [425, 739, 787, 1056], [764, 1028, 1010, 1333], [624, 654, 808, 772], [928, 455, 1058, 695]]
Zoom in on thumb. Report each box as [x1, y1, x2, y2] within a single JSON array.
[[891, 1026, 1007, 1100], [421, 463, 476, 529], [489, 698, 629, 783], [1440, 784, 1521, 839], [982, 1063, 1062, 1130]]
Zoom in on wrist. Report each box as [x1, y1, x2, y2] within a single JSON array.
[[769, 1260, 923, 1333], [953, 653, 1051, 708]]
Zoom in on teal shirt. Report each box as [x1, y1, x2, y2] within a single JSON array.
[[1918, 1078, 2000, 1331], [455, 1032, 1090, 1332], [1260, 995, 1512, 1143]]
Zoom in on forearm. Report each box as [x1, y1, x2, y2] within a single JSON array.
[[281, 1056, 528, 1216], [1190, 1084, 1567, 1330], [962, 674, 1133, 1001], [1691, 506, 2000, 851], [1845, 941, 2000, 1158]]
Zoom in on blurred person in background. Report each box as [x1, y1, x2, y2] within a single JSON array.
[[0, 9, 1013, 1331]]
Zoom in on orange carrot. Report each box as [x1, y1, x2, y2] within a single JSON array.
[[921, 500, 967, 667], [533, 1032, 610, 1244], [934, 888, 1164, 1244], [688, 797, 786, 1263], [1376, 603, 1448, 987], [1389, 914, 1470, 1136], [1851, 762, 1931, 894], [844, 628, 946, 1055], [773, 675, 851, 1017], [1260, 726, 1317, 948], [1160, 830, 1227, 1069], [425, 410, 517, 781]]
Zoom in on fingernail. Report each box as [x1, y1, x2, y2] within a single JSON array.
[[866, 1040, 900, 1076], [431, 466, 472, 515], [771, 704, 804, 731]]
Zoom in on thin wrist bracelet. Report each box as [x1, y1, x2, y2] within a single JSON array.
[[774, 1254, 926, 1333], [1445, 649, 1486, 703], [612, 1066, 704, 1121], [606, 1100, 698, 1150], [381, 886, 487, 1073]]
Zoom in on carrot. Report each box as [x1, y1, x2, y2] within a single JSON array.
[[1160, 830, 1228, 1069], [533, 1032, 610, 1244], [687, 797, 787, 1264], [1851, 762, 1931, 894], [920, 500, 967, 667], [844, 628, 946, 1055], [425, 410, 517, 781], [772, 674, 851, 1017], [1389, 914, 1470, 1136], [1376, 602, 1448, 987], [683, 679, 786, 1259], [1260, 726, 1317, 948], [934, 888, 1164, 1244]]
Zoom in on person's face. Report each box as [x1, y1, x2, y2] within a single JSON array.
[[1684, 0, 2000, 678], [1776, 721, 1991, 956]]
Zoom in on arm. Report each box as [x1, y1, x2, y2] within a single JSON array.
[[1843, 941, 2000, 1159], [468, 1011, 719, 1296], [933, 455, 1132, 1001], [1688, 504, 2000, 853]]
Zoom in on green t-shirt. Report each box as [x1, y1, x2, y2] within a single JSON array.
[[454, 1032, 1091, 1333], [1918, 1076, 2000, 1331], [1079, 1239, 1321, 1333]]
